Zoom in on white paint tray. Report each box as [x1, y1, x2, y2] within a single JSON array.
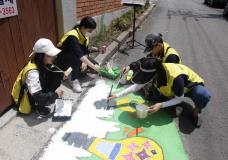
[[53, 99, 73, 121]]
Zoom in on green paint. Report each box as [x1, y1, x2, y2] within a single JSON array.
[[80, 84, 188, 160]]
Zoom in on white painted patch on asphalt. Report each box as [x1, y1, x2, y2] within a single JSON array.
[[40, 80, 120, 160], [48, 128, 57, 134]]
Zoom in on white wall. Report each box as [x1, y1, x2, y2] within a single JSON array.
[[55, 0, 77, 39]]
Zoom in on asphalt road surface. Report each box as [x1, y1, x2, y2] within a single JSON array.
[[111, 0, 228, 159]]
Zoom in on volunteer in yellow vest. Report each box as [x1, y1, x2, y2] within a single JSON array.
[[109, 57, 211, 128], [144, 33, 181, 63], [12, 38, 65, 116], [120, 33, 181, 85], [56, 16, 105, 93]]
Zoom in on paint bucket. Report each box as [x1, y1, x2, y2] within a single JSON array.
[[100, 45, 107, 54], [136, 104, 149, 119]]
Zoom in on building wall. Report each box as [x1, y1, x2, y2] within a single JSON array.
[[0, 0, 58, 112], [55, 0, 77, 38], [57, 0, 129, 37], [0, 0, 129, 112], [76, 0, 129, 36], [76, 0, 125, 20]]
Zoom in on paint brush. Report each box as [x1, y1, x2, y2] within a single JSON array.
[[105, 84, 113, 110], [115, 72, 123, 89]]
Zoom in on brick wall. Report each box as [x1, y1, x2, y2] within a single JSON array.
[[77, 0, 125, 20]]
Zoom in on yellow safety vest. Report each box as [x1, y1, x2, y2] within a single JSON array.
[[162, 42, 181, 63], [57, 28, 89, 48], [11, 61, 38, 114], [156, 63, 204, 98]]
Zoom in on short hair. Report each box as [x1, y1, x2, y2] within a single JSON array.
[[79, 16, 96, 29]]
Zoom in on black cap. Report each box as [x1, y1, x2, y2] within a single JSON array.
[[131, 57, 159, 84], [144, 33, 163, 53]]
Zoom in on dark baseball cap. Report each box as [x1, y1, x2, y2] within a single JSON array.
[[144, 33, 163, 53], [131, 57, 159, 84]]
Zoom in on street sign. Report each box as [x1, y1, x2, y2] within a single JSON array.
[[0, 0, 18, 19]]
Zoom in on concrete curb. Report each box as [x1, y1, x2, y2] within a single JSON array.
[[95, 4, 156, 66], [0, 108, 17, 128]]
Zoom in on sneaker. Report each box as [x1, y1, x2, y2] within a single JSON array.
[[191, 108, 202, 128], [175, 106, 183, 117], [192, 114, 202, 128], [72, 79, 82, 93], [81, 79, 97, 87], [86, 68, 97, 74], [36, 107, 51, 117]]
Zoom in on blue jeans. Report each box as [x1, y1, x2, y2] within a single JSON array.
[[185, 85, 211, 113]]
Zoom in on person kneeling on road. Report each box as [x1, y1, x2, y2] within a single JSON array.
[[109, 57, 211, 128], [120, 33, 182, 85], [56, 16, 106, 93], [12, 38, 66, 117]]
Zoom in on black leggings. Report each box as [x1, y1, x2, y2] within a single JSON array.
[[56, 54, 98, 81]]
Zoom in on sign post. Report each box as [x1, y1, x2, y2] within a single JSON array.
[[121, 0, 146, 50], [0, 0, 18, 19]]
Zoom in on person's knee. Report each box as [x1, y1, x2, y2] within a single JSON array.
[[201, 92, 211, 107], [194, 86, 211, 109], [197, 86, 211, 100]]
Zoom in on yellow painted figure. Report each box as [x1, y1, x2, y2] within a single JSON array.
[[63, 131, 163, 160], [88, 137, 163, 160]]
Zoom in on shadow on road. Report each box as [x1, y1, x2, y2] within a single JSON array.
[[178, 111, 196, 134], [118, 110, 173, 128], [166, 102, 197, 134], [16, 112, 49, 127]]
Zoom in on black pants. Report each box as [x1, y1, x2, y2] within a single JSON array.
[[42, 71, 63, 92], [56, 53, 98, 81]]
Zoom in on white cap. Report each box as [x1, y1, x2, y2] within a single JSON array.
[[29, 38, 61, 57]]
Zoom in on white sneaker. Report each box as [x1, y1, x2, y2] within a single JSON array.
[[71, 79, 82, 93], [81, 79, 97, 87]]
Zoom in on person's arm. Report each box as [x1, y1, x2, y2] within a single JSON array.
[[26, 70, 59, 107], [65, 36, 99, 72], [80, 56, 99, 72], [161, 75, 185, 108], [165, 54, 180, 63], [161, 95, 184, 108], [89, 46, 99, 53], [116, 84, 145, 98]]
